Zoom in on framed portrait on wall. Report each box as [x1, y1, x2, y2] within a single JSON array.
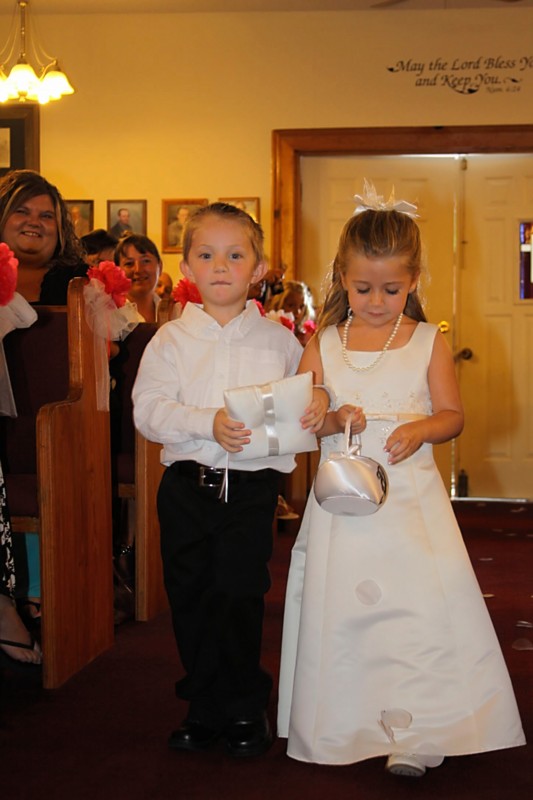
[[66, 200, 94, 238], [219, 197, 260, 222], [107, 200, 147, 238], [162, 198, 208, 253], [0, 105, 40, 177]]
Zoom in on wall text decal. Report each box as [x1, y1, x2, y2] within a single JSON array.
[[387, 55, 533, 95]]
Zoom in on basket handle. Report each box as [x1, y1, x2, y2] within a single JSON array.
[[344, 412, 362, 456]]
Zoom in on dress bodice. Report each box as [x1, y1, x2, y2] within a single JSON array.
[[319, 321, 437, 457]]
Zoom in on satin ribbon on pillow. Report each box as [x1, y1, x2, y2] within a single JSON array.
[[223, 371, 318, 461]]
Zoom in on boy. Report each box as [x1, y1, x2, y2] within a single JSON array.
[[133, 203, 326, 757]]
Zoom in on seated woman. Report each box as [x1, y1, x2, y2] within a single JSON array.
[[111, 236, 176, 621], [0, 171, 88, 626], [0, 461, 42, 665], [114, 234, 169, 323], [0, 169, 87, 305]]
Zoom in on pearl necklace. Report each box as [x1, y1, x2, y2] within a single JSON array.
[[341, 311, 403, 372]]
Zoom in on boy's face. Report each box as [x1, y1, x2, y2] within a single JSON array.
[[180, 215, 265, 324]]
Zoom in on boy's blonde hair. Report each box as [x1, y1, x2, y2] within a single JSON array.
[[182, 202, 264, 265], [318, 209, 426, 333]]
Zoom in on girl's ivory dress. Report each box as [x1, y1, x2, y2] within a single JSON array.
[[277, 322, 525, 765]]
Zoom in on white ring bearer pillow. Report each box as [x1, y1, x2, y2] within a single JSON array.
[[223, 371, 318, 461]]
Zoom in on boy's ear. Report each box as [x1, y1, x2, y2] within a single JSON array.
[[251, 260, 267, 284], [180, 260, 194, 280]]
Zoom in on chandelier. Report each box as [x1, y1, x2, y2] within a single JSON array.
[[0, 1, 75, 104]]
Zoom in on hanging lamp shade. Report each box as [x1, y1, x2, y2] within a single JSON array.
[[0, 70, 13, 102], [7, 60, 40, 100], [41, 63, 75, 100], [0, 1, 75, 104]]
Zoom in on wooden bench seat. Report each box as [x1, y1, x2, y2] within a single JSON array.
[[0, 278, 113, 688]]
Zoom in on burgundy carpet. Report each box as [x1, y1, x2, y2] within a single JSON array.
[[1, 501, 532, 800]]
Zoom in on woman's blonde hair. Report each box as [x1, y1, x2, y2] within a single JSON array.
[[318, 209, 426, 333]]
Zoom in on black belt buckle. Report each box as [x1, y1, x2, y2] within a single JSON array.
[[198, 465, 224, 488]]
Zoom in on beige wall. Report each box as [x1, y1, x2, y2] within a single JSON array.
[[1, 8, 532, 280]]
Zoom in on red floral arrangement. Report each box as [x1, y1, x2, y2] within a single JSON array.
[[301, 320, 317, 336], [87, 261, 131, 308], [279, 315, 295, 332], [171, 278, 202, 307], [0, 242, 18, 307]]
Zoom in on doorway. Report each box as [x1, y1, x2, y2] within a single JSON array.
[[271, 126, 533, 499]]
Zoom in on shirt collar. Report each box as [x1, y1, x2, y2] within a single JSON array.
[[180, 300, 261, 339]]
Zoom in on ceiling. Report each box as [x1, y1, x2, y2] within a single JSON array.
[[3, 1, 531, 15]]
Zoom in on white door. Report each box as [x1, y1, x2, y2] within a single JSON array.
[[457, 154, 533, 498]]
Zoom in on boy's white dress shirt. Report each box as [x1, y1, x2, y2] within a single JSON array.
[[132, 301, 302, 472]]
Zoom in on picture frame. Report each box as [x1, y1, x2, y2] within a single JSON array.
[[218, 197, 260, 222], [107, 199, 147, 238], [162, 198, 209, 253], [66, 200, 94, 238], [0, 105, 40, 177]]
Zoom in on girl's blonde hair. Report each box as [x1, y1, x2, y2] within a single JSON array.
[[267, 280, 315, 326], [318, 209, 426, 333], [181, 202, 264, 265]]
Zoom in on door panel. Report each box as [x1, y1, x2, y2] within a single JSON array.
[[459, 154, 533, 498]]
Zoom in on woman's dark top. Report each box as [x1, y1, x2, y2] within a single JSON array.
[[38, 261, 89, 305]]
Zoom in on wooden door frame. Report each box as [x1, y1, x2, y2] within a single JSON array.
[[271, 125, 533, 275]]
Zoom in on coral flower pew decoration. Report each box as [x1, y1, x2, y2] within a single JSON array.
[[0, 242, 37, 418], [87, 260, 131, 308], [265, 308, 295, 332], [0, 242, 18, 307], [171, 278, 202, 308], [83, 261, 140, 411]]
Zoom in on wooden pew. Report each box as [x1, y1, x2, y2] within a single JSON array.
[[134, 434, 166, 620], [0, 278, 114, 688], [110, 323, 167, 621]]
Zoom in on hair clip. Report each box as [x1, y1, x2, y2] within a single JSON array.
[[353, 178, 418, 218]]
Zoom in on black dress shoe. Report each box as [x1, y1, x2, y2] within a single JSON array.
[[225, 712, 273, 758], [168, 720, 221, 751]]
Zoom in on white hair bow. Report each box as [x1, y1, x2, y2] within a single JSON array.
[[353, 179, 418, 218]]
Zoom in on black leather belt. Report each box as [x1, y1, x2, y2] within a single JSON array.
[[171, 460, 275, 488]]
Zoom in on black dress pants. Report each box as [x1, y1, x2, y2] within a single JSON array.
[[157, 462, 280, 729]]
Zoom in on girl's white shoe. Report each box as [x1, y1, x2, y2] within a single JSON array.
[[386, 753, 426, 777]]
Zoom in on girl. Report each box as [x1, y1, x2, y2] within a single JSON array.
[[277, 192, 525, 776], [268, 280, 316, 346]]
